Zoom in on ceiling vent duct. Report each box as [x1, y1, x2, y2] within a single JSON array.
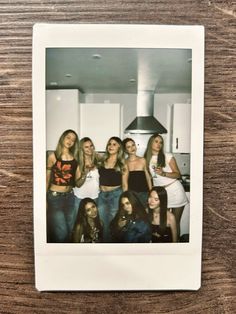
[[125, 90, 167, 134]]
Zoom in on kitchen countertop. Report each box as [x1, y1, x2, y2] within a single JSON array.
[[0, 1, 235, 313]]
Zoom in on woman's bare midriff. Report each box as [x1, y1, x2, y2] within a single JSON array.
[[49, 184, 73, 193], [100, 185, 121, 192]]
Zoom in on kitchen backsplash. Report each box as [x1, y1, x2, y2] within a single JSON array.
[[173, 153, 190, 175]]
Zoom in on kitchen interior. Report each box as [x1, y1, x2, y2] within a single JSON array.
[[46, 48, 192, 238]]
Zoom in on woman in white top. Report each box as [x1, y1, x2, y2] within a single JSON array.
[[73, 137, 100, 218], [144, 133, 188, 240]]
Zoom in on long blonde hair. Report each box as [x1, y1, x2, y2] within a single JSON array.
[[78, 137, 99, 172], [55, 129, 79, 160]]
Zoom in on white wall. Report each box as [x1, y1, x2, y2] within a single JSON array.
[[46, 89, 80, 150], [85, 93, 137, 131], [154, 93, 191, 152], [85, 92, 191, 132], [79, 102, 122, 152], [85, 92, 191, 155], [46, 91, 191, 151]]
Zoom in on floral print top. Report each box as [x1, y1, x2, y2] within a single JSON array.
[[51, 157, 78, 186]]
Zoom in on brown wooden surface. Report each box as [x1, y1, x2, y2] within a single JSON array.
[[0, 1, 235, 313]]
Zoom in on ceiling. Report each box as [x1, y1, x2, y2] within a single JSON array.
[[46, 48, 192, 94]]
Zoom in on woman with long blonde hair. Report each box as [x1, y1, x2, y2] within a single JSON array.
[[46, 129, 80, 243], [98, 136, 128, 242], [73, 137, 100, 217]]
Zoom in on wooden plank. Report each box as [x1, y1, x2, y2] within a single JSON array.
[[0, 0, 235, 313]]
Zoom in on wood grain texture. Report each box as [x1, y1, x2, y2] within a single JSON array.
[[0, 0, 235, 313]]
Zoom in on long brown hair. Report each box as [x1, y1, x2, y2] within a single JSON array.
[[122, 137, 135, 153], [78, 137, 99, 172], [118, 191, 148, 221], [101, 136, 125, 172], [74, 198, 103, 241], [148, 186, 168, 231], [144, 133, 166, 168]]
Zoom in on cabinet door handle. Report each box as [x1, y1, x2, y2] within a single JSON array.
[[176, 138, 178, 149]]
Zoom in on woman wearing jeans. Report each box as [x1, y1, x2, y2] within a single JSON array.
[[98, 137, 128, 242], [46, 129, 80, 243]]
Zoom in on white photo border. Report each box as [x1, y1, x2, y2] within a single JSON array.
[[33, 24, 204, 291]]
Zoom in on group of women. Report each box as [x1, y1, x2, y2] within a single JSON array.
[[46, 129, 188, 244]]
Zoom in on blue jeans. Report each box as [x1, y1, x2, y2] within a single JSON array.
[[47, 190, 76, 243], [98, 187, 122, 242], [137, 192, 148, 208]]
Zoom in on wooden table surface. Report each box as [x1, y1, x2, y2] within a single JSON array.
[[0, 1, 235, 313]]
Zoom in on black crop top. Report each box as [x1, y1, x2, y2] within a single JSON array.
[[151, 224, 172, 243], [99, 167, 122, 186], [128, 171, 149, 192], [51, 157, 78, 186]]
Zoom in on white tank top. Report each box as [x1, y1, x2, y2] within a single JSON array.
[[73, 168, 100, 199]]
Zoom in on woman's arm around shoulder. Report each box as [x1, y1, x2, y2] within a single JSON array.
[[167, 211, 177, 243], [75, 165, 88, 188]]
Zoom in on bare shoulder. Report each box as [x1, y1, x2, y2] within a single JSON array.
[[47, 152, 56, 166], [169, 155, 177, 165], [140, 157, 146, 163], [140, 157, 148, 168]]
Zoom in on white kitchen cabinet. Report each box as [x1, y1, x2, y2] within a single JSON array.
[[79, 103, 122, 152], [46, 89, 80, 150], [172, 103, 191, 153]]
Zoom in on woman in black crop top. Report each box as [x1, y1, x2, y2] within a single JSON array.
[[98, 136, 128, 242], [123, 138, 152, 207], [46, 129, 80, 243], [147, 186, 177, 243]]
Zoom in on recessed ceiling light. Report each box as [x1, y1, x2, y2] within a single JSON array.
[[92, 54, 102, 59], [49, 82, 58, 86], [65, 73, 72, 77]]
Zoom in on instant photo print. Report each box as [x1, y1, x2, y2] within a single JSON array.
[[33, 24, 204, 291]]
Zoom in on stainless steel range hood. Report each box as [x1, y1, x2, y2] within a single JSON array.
[[125, 91, 167, 134]]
